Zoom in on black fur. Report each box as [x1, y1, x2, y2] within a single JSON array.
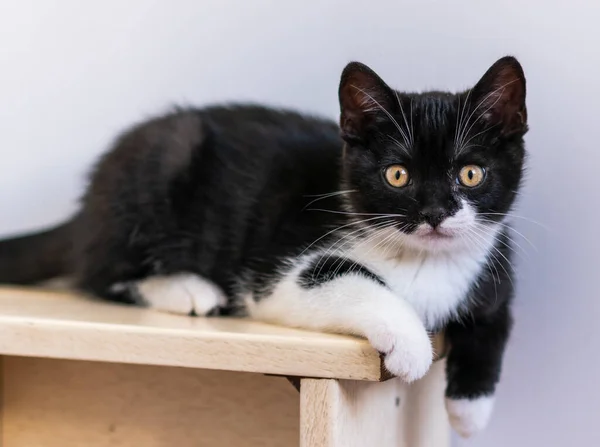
[[69, 106, 347, 302], [335, 56, 526, 402], [298, 256, 385, 289], [445, 229, 515, 399], [338, 57, 526, 237], [0, 222, 73, 284], [0, 56, 528, 406]]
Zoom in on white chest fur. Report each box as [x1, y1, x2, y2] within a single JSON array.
[[380, 252, 485, 329], [346, 240, 492, 330]]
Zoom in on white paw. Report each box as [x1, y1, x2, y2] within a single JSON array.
[[134, 273, 227, 316], [445, 396, 495, 438], [367, 323, 433, 382]]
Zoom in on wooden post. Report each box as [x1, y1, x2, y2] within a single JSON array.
[[300, 360, 450, 447]]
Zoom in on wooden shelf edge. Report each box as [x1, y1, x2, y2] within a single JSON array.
[[0, 286, 444, 381]]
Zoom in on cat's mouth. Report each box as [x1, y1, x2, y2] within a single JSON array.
[[413, 225, 456, 240]]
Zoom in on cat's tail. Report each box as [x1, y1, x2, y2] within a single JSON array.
[[0, 220, 74, 285]]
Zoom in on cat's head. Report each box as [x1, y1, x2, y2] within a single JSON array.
[[338, 56, 527, 253]]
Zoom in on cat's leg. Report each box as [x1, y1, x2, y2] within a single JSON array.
[[444, 298, 513, 438], [110, 273, 227, 316], [246, 256, 433, 382]]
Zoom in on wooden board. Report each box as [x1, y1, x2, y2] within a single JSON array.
[[300, 360, 450, 447], [1, 356, 450, 447], [2, 357, 300, 447], [0, 287, 389, 380], [0, 287, 444, 381]]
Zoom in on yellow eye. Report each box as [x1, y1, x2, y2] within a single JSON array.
[[384, 165, 410, 188], [458, 165, 485, 187]]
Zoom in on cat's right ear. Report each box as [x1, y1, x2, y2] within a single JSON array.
[[338, 62, 396, 142], [470, 56, 528, 136]]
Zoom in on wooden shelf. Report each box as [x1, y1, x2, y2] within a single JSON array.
[[0, 286, 450, 446], [0, 286, 393, 381]]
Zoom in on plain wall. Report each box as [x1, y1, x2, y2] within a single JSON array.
[[1, 1, 597, 445]]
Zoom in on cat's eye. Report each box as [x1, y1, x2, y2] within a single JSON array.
[[384, 165, 410, 188], [458, 165, 485, 187]]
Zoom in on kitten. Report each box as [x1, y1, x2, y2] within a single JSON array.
[[0, 56, 527, 437]]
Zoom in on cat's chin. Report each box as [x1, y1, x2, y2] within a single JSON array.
[[406, 233, 463, 252]]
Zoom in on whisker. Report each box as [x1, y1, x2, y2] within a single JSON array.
[[456, 86, 506, 155], [455, 88, 473, 148], [303, 189, 357, 198], [394, 90, 413, 146], [385, 134, 409, 154], [313, 221, 397, 279], [455, 123, 499, 158], [474, 220, 534, 254], [325, 222, 401, 281], [307, 208, 406, 218], [315, 219, 395, 263], [467, 227, 515, 289], [470, 223, 526, 263], [460, 230, 499, 303], [351, 85, 410, 155], [478, 213, 549, 230], [302, 190, 356, 210], [331, 226, 400, 278], [299, 215, 395, 256], [456, 79, 519, 152]]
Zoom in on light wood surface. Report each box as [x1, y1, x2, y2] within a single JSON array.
[[2, 357, 449, 447], [0, 286, 444, 381], [0, 286, 451, 446], [0, 286, 389, 380], [2, 357, 300, 447], [300, 360, 450, 447]]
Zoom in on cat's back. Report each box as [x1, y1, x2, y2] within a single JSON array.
[[83, 104, 342, 206], [74, 103, 345, 294], [199, 104, 342, 167]]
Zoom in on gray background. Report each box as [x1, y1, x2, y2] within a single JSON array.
[[1, 1, 597, 445]]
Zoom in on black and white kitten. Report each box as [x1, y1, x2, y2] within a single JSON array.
[[0, 56, 527, 437]]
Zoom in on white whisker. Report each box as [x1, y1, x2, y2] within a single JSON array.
[[457, 86, 506, 153], [467, 227, 514, 290], [455, 79, 520, 155], [474, 219, 535, 254], [299, 215, 394, 256], [313, 221, 398, 279], [303, 189, 357, 198], [394, 90, 413, 146], [302, 190, 356, 210], [454, 88, 472, 148], [306, 208, 406, 218], [478, 213, 549, 230], [351, 85, 411, 155]]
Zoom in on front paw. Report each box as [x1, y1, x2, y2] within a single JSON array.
[[368, 324, 433, 382], [445, 396, 495, 438]]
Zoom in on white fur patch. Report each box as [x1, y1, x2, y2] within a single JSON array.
[[445, 395, 495, 438], [345, 223, 499, 329], [244, 198, 499, 380], [396, 199, 486, 253], [246, 266, 433, 382], [132, 273, 226, 316], [378, 247, 491, 330]]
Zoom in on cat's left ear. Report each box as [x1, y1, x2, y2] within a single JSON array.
[[338, 62, 396, 142], [471, 56, 528, 136]]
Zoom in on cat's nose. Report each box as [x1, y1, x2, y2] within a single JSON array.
[[420, 206, 446, 228]]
